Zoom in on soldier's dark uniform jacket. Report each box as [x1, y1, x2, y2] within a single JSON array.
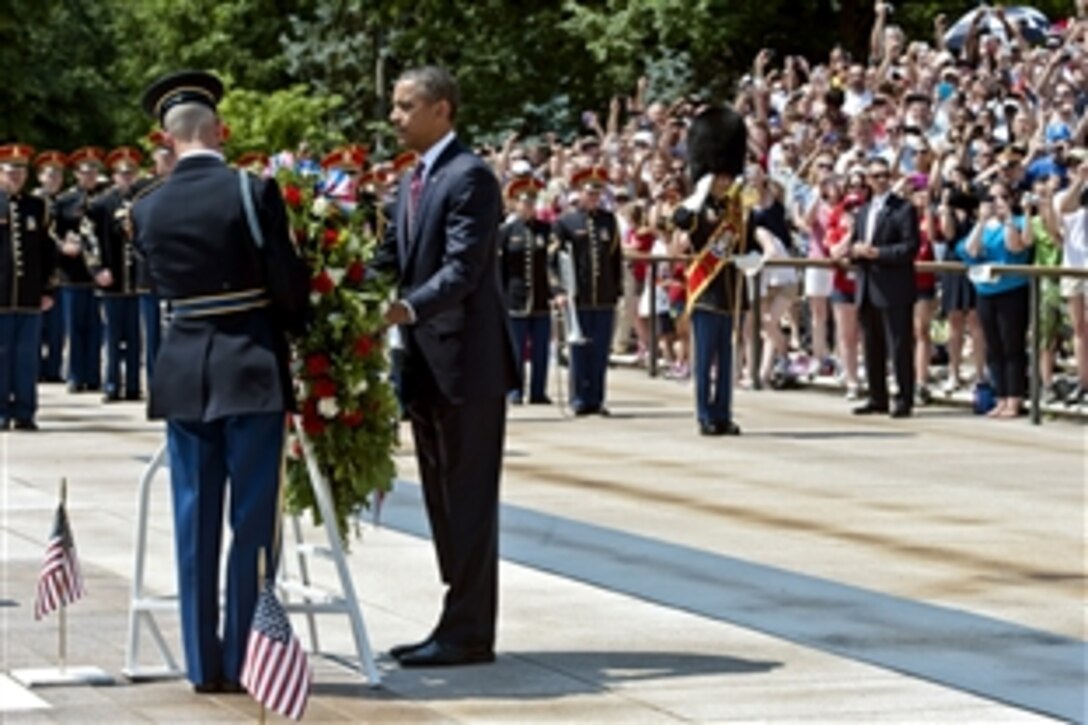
[[498, 216, 557, 316], [129, 176, 165, 293], [553, 208, 622, 309], [52, 184, 103, 286], [672, 196, 751, 314], [131, 155, 310, 422], [0, 191, 56, 310], [87, 185, 140, 294]]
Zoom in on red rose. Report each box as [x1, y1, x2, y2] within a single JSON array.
[[346, 260, 366, 285], [312, 377, 337, 398], [284, 185, 302, 208], [341, 410, 364, 428], [322, 228, 340, 249], [354, 335, 375, 358], [301, 400, 325, 436], [311, 270, 334, 295], [305, 353, 331, 377]]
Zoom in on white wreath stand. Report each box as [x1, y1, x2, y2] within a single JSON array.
[[122, 427, 381, 687]]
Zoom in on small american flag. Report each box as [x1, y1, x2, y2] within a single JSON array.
[[34, 501, 84, 620], [240, 582, 311, 720]]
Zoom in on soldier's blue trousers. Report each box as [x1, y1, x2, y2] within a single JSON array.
[[166, 412, 284, 686], [102, 295, 141, 398], [510, 313, 551, 402], [691, 309, 734, 427], [62, 287, 102, 389], [0, 312, 43, 423], [568, 308, 614, 412], [140, 293, 162, 381], [40, 303, 64, 381]]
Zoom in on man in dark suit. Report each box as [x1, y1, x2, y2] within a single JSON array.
[[373, 65, 518, 668], [851, 157, 919, 418], [132, 70, 310, 693]]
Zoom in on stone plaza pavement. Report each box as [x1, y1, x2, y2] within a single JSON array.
[[1, 370, 1084, 723]]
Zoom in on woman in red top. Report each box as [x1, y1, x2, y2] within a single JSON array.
[[827, 177, 866, 400], [909, 175, 937, 405]]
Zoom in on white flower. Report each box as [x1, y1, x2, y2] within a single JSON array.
[[312, 196, 330, 217], [346, 236, 362, 255], [310, 292, 321, 306], [286, 435, 301, 460], [298, 381, 310, 399], [317, 397, 340, 419], [327, 267, 345, 286], [328, 312, 345, 327], [353, 378, 369, 395]]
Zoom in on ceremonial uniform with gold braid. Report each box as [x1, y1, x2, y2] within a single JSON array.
[[673, 104, 749, 436], [498, 213, 557, 403], [35, 184, 66, 382], [0, 176, 57, 428], [87, 178, 142, 401], [54, 177, 106, 392], [554, 202, 622, 414]]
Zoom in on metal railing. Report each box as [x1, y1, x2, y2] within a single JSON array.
[[627, 253, 1088, 426]]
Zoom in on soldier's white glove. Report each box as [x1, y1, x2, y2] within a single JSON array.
[[680, 174, 714, 213]]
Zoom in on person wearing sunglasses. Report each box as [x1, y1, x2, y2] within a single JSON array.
[[850, 156, 920, 418]]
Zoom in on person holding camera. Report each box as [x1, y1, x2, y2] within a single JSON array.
[[958, 180, 1033, 419]]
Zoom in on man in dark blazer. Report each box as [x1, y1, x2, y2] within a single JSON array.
[[373, 66, 518, 668], [851, 157, 919, 418], [132, 70, 310, 693]]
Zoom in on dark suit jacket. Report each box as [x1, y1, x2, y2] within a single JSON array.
[[853, 193, 919, 308], [132, 155, 310, 422], [372, 138, 518, 405]]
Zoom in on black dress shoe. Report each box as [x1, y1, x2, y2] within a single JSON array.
[[699, 422, 724, 436], [192, 681, 222, 694], [397, 640, 495, 668], [390, 636, 434, 661], [102, 393, 121, 403], [12, 419, 38, 431], [219, 681, 244, 694], [852, 403, 889, 415], [889, 406, 912, 419], [528, 396, 552, 405], [572, 406, 595, 416], [722, 421, 742, 436], [0, 418, 10, 431]]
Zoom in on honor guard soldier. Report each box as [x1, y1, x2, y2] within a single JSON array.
[[499, 176, 556, 404], [133, 70, 310, 693], [0, 144, 58, 430], [133, 131, 176, 382], [554, 166, 623, 415], [673, 106, 749, 436], [87, 146, 144, 401], [33, 151, 68, 383]]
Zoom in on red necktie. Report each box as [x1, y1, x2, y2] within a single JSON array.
[[409, 163, 425, 230]]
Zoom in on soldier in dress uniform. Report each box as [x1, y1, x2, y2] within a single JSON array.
[[33, 151, 68, 383], [499, 176, 556, 404], [87, 146, 144, 402], [54, 147, 107, 393], [554, 166, 622, 415], [132, 70, 309, 693], [672, 105, 749, 436], [0, 144, 58, 430], [133, 131, 176, 382]]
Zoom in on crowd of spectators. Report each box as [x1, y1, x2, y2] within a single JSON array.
[[483, 0, 1088, 413]]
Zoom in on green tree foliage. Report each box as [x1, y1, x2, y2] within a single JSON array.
[[0, 0, 121, 149], [219, 85, 346, 158]]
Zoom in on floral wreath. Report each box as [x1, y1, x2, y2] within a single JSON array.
[[277, 167, 397, 544]]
